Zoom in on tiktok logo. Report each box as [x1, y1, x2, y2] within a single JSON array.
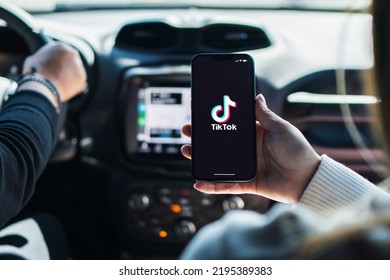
[[210, 95, 238, 131], [211, 95, 237, 123]]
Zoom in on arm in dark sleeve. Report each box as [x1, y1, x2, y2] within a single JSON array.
[[0, 90, 57, 227]]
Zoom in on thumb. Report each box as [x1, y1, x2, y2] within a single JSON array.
[[255, 94, 288, 131]]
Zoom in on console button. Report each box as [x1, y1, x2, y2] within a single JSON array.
[[175, 220, 196, 239], [158, 188, 173, 205], [180, 206, 193, 218], [179, 197, 190, 205], [200, 195, 216, 207], [222, 196, 245, 212], [128, 193, 150, 210]]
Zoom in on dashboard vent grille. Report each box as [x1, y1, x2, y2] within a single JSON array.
[[283, 70, 376, 148], [201, 24, 271, 52], [115, 22, 178, 50]]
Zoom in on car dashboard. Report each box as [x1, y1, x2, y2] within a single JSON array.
[[0, 6, 381, 259]]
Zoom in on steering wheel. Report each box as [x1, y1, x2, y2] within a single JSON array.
[[0, 1, 69, 160], [0, 1, 49, 52]]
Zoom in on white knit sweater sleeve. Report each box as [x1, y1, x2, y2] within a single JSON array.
[[298, 155, 386, 219]]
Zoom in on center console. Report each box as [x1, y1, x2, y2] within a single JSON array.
[[113, 66, 270, 250]]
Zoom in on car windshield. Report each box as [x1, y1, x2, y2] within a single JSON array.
[[8, 0, 371, 12]]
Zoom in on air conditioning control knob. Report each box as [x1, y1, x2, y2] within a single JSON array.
[[222, 196, 245, 212], [128, 193, 150, 210], [175, 220, 196, 239]]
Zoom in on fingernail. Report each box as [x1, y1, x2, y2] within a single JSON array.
[[258, 94, 267, 105], [194, 181, 209, 190], [256, 94, 265, 109]]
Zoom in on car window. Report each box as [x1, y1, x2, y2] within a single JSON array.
[[8, 0, 372, 12]]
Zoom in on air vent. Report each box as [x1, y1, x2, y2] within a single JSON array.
[[115, 22, 178, 51], [201, 24, 271, 52], [283, 70, 376, 148]]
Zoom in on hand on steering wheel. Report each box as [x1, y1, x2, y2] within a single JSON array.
[[0, 1, 87, 160]]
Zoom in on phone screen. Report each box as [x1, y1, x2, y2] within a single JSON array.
[[191, 54, 256, 181]]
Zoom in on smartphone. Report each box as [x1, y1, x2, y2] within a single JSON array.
[[191, 53, 257, 181]]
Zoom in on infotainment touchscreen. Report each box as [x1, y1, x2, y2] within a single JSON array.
[[136, 87, 191, 156]]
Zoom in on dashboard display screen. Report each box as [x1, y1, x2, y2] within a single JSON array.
[[136, 87, 191, 156]]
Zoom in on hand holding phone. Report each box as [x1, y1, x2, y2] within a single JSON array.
[[191, 53, 257, 181], [182, 94, 322, 203]]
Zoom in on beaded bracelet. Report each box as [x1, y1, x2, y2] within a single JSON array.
[[17, 74, 62, 114]]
